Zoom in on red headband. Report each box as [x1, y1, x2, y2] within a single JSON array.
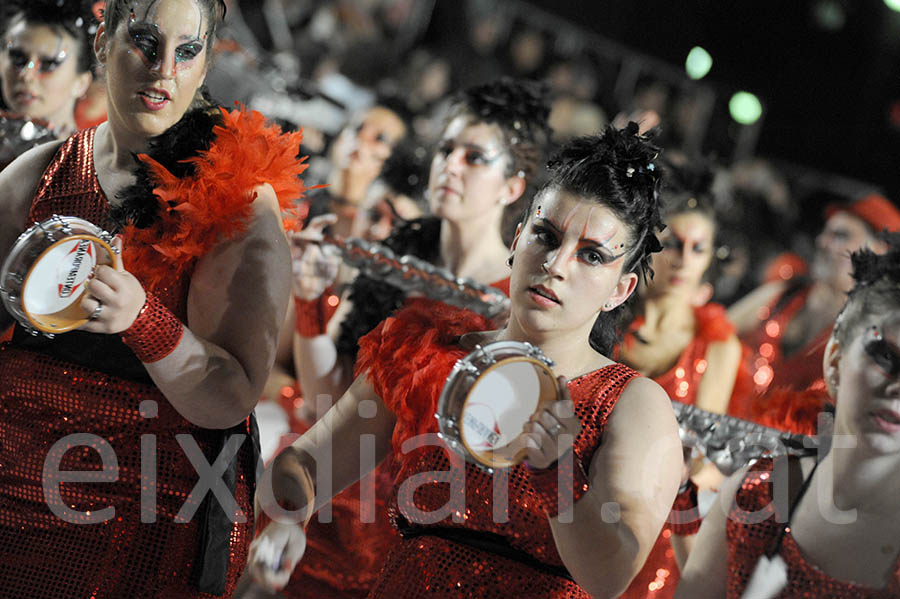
[[826, 194, 900, 234]]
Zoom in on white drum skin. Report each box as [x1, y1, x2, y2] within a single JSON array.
[[1, 215, 118, 336], [437, 341, 559, 471]]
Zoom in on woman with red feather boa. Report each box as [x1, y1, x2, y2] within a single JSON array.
[[249, 125, 684, 598], [0, 0, 308, 596]]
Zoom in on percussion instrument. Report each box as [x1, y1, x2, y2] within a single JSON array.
[[437, 341, 559, 472], [1, 215, 119, 336]]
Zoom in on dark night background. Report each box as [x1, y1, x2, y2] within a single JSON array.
[[522, 0, 900, 201]]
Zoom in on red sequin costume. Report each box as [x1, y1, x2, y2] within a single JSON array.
[[0, 108, 307, 598], [344, 298, 638, 598], [726, 458, 900, 598], [280, 278, 510, 599], [621, 303, 752, 599], [741, 284, 830, 397]]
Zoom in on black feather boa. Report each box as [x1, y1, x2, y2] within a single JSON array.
[[104, 106, 223, 232], [335, 216, 442, 361]]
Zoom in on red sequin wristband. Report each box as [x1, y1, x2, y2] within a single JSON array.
[[525, 451, 590, 518], [668, 478, 701, 535], [294, 287, 340, 337], [121, 293, 184, 363]]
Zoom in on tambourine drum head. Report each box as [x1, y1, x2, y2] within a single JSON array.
[[21, 235, 116, 333], [460, 357, 558, 469]]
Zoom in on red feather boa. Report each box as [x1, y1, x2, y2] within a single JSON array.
[[121, 106, 310, 291], [750, 387, 831, 436], [355, 298, 492, 457]]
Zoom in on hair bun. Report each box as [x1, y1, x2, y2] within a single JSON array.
[[461, 77, 552, 145], [850, 231, 900, 289]]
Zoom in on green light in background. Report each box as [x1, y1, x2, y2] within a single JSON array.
[[885, 0, 900, 13], [729, 91, 763, 125], [685, 46, 713, 80]]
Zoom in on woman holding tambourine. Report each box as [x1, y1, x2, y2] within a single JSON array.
[[249, 126, 684, 598], [0, 0, 307, 596]]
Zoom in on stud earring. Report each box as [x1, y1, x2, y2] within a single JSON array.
[[603, 302, 613, 310]]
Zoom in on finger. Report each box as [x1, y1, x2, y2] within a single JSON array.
[[551, 399, 576, 420], [539, 410, 564, 436], [91, 264, 122, 290], [291, 215, 337, 244], [308, 213, 338, 231], [529, 419, 551, 442], [520, 431, 542, 452], [556, 375, 572, 400], [85, 277, 116, 304], [111, 235, 124, 271]]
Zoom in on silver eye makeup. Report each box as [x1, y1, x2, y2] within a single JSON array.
[[6, 47, 68, 74], [436, 141, 502, 166], [127, 22, 204, 66], [864, 326, 900, 380]]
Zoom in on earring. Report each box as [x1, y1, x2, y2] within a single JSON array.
[[506, 255, 514, 268], [825, 366, 839, 395], [603, 302, 613, 310]]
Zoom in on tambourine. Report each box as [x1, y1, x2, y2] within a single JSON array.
[[0, 112, 56, 171], [436, 341, 559, 472], [0, 215, 119, 336]]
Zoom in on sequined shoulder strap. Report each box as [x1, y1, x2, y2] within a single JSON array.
[[29, 128, 106, 225]]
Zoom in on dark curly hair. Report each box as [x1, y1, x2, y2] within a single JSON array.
[[833, 232, 900, 347], [524, 123, 665, 355], [377, 139, 429, 202], [445, 77, 552, 182], [103, 0, 226, 51], [2, 0, 97, 74]]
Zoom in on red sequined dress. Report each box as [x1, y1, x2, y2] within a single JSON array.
[[620, 303, 752, 599], [351, 298, 638, 598], [726, 458, 900, 598], [0, 109, 307, 598], [741, 284, 830, 397], [280, 279, 510, 599]]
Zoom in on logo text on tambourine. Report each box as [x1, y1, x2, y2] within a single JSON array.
[[57, 240, 93, 298], [463, 412, 501, 448]]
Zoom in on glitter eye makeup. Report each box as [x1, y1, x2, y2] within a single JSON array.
[[437, 140, 503, 166], [126, 1, 205, 71], [6, 47, 68, 74], [864, 327, 900, 380]]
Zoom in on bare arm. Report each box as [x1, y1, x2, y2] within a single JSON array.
[[726, 281, 786, 337], [148, 185, 292, 428], [81, 184, 292, 429], [288, 213, 358, 415], [552, 376, 684, 598], [0, 141, 65, 331], [694, 334, 742, 415], [291, 293, 356, 419], [675, 465, 748, 599], [249, 373, 396, 590]]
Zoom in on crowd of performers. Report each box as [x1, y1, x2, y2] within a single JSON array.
[[1, 1, 899, 598]]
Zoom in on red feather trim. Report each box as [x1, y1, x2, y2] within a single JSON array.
[[355, 298, 492, 456], [694, 302, 735, 343], [121, 106, 312, 291], [750, 387, 831, 435]]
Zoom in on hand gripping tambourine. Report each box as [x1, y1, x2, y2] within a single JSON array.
[[0, 215, 119, 336], [437, 341, 559, 472]]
